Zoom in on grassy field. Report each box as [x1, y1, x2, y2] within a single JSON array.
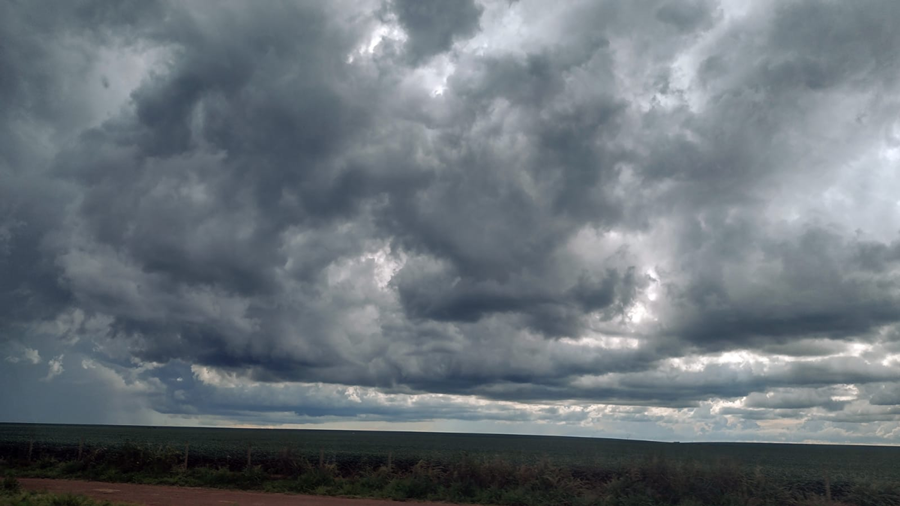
[[2, 423, 898, 481], [2, 423, 900, 505]]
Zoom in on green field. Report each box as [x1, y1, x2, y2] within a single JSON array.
[[2, 423, 898, 483]]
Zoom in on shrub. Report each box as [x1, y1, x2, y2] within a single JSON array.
[[47, 494, 105, 506], [1, 476, 21, 494], [292, 465, 339, 493]]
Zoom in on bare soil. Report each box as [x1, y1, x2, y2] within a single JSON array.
[[17, 478, 468, 506]]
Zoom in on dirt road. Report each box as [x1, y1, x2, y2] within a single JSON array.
[[17, 478, 466, 506]]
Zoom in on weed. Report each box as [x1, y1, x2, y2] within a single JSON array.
[[1, 477, 20, 494]]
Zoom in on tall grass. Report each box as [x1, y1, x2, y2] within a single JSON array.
[[0, 477, 120, 506]]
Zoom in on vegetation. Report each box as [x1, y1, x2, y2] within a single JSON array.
[[3, 423, 898, 481], [0, 477, 119, 506], [3, 424, 900, 505], [4, 443, 900, 505], [0, 492, 119, 506]]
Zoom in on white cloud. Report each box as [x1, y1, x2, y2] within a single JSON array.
[[4, 345, 41, 365], [42, 355, 64, 382]]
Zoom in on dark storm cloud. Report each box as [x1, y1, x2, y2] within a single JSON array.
[[0, 0, 164, 331], [759, 340, 849, 358], [2, 0, 900, 439], [395, 266, 637, 336], [629, 0, 900, 354], [659, 225, 900, 351], [743, 389, 848, 412], [390, 0, 483, 64], [655, 0, 718, 32]]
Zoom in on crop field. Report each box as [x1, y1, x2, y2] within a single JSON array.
[[2, 423, 898, 483]]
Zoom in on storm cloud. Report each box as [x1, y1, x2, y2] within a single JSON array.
[[2, 0, 900, 444]]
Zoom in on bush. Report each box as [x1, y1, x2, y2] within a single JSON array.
[[0, 491, 117, 506], [292, 465, 339, 493], [109, 442, 180, 476], [46, 494, 105, 506], [1, 477, 20, 494]]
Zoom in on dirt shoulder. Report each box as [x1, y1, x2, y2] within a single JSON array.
[[16, 477, 468, 506]]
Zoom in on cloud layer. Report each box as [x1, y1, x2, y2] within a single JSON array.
[[2, 0, 900, 444]]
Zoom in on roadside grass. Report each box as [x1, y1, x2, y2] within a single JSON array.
[[0, 477, 121, 506], [3, 444, 900, 506]]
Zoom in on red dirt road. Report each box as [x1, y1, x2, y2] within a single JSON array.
[[17, 478, 469, 506]]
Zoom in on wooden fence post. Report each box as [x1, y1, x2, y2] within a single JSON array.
[[319, 448, 324, 469], [388, 451, 392, 472], [183, 442, 190, 470], [246, 444, 252, 468]]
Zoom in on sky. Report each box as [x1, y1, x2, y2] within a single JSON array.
[[2, 0, 900, 445]]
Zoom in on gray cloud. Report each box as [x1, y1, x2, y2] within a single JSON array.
[[390, 0, 483, 64], [1, 0, 900, 443], [655, 0, 718, 33], [743, 388, 848, 412]]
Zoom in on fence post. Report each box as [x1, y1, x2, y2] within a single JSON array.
[[183, 442, 190, 471], [388, 451, 392, 473], [319, 448, 324, 469], [27, 439, 33, 463], [246, 444, 252, 469], [78, 438, 84, 461]]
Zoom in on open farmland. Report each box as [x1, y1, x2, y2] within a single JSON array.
[[2, 423, 899, 483]]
